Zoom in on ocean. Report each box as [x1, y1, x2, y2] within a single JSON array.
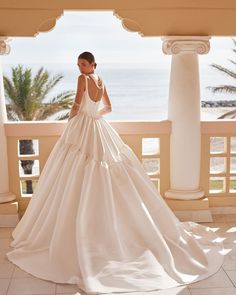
[[3, 63, 235, 121]]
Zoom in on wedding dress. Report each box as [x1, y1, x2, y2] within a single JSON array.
[[6, 73, 224, 294]]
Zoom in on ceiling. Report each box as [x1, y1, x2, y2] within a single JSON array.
[[0, 1, 236, 37]]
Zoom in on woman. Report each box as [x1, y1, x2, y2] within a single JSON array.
[[6, 51, 224, 294]]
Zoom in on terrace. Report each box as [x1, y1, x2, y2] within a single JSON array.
[[0, 1, 236, 294]]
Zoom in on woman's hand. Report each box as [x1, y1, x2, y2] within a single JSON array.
[[68, 101, 81, 121], [96, 105, 112, 118]]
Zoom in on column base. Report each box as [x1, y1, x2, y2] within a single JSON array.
[[0, 192, 16, 203], [165, 197, 213, 222], [165, 189, 205, 200], [173, 210, 212, 222], [0, 200, 19, 227]]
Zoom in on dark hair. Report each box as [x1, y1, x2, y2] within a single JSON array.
[[78, 51, 97, 69]]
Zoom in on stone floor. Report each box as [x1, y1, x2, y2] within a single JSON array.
[[0, 214, 236, 295]]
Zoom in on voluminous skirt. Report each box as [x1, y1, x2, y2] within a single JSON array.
[[6, 112, 224, 294]]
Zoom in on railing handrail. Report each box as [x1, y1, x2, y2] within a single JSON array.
[[4, 120, 172, 136]]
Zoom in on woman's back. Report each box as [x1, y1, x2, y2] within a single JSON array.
[[75, 73, 112, 119], [85, 74, 104, 102]]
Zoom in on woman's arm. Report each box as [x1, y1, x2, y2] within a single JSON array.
[[68, 75, 85, 121], [96, 85, 112, 117]]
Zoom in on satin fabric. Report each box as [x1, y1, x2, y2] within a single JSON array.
[[6, 74, 224, 294]]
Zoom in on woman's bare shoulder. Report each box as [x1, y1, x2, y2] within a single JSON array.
[[78, 73, 86, 79], [77, 74, 87, 85]]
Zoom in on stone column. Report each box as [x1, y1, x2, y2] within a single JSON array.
[[162, 36, 210, 200], [0, 37, 16, 203]]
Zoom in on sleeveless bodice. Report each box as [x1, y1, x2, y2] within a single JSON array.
[[78, 73, 104, 118]]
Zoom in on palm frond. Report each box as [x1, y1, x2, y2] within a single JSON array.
[[209, 63, 236, 80], [31, 68, 50, 101], [218, 109, 236, 119], [55, 112, 70, 121], [5, 104, 21, 121], [228, 59, 236, 66], [50, 90, 75, 104], [38, 74, 63, 102], [4, 65, 75, 121], [231, 38, 236, 48], [3, 76, 17, 103], [34, 104, 69, 120], [33, 91, 74, 120], [206, 85, 236, 94]]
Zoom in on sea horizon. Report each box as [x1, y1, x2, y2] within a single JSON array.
[[2, 62, 236, 121]]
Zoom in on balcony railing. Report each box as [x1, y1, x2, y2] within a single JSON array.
[[201, 121, 236, 208], [4, 120, 171, 215], [4, 120, 236, 215]]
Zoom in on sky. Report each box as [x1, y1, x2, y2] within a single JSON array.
[[1, 9, 236, 120], [1, 10, 235, 69], [2, 10, 165, 67]]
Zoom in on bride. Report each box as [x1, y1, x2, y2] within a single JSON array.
[[6, 51, 224, 294]]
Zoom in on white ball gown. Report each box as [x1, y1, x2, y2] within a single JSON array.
[[6, 73, 224, 294]]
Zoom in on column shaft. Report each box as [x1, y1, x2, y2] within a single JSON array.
[[162, 36, 210, 200], [0, 38, 16, 203]]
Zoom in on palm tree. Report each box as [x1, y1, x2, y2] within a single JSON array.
[[4, 65, 75, 193], [4, 65, 74, 121], [206, 38, 236, 119]]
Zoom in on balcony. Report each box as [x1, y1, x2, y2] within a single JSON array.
[[1, 117, 236, 295], [1, 217, 236, 294], [1, 2, 236, 293], [0, 119, 235, 223]]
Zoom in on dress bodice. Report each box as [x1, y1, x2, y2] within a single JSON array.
[[78, 73, 104, 118]]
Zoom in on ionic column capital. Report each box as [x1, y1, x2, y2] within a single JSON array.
[[0, 37, 11, 55], [161, 36, 211, 55]]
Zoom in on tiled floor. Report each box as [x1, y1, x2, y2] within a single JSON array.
[[0, 214, 236, 295]]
